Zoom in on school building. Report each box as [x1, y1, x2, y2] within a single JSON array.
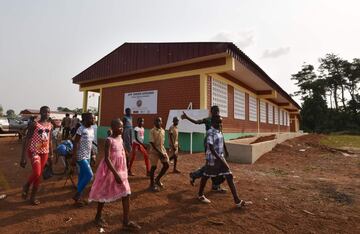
[[72, 42, 301, 152]]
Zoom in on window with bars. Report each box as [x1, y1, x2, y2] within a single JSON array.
[[280, 110, 284, 125], [260, 100, 266, 123], [211, 78, 228, 117], [274, 106, 279, 125], [249, 96, 257, 122], [268, 104, 273, 124], [234, 89, 245, 120]]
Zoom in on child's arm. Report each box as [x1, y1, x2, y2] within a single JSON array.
[[71, 134, 80, 166], [150, 142, 166, 159], [104, 139, 122, 184], [134, 129, 146, 148], [223, 141, 229, 158], [208, 143, 230, 170], [20, 122, 35, 168], [49, 128, 53, 157], [181, 112, 204, 125], [168, 130, 175, 151]]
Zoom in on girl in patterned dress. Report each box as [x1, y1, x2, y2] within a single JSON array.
[[20, 106, 53, 205], [88, 119, 140, 230]]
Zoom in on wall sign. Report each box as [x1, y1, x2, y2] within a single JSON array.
[[124, 90, 158, 114]]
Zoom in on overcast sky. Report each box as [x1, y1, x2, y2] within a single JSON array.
[[1, 0, 359, 113]]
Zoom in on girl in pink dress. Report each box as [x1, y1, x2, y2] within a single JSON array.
[[88, 119, 140, 230]]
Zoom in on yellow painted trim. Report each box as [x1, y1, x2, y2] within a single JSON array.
[[199, 74, 207, 109], [211, 73, 257, 97], [82, 91, 88, 112], [79, 56, 234, 92], [258, 90, 278, 99]]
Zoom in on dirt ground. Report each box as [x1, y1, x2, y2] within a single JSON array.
[[0, 134, 359, 234]]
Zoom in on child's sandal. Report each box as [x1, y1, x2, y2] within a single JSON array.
[[30, 199, 40, 206], [236, 200, 245, 208], [94, 217, 108, 227], [74, 200, 86, 207], [123, 221, 141, 230]]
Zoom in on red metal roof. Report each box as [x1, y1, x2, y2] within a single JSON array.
[[72, 42, 300, 109], [72, 42, 229, 84]]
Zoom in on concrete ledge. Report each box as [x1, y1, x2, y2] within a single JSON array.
[[226, 132, 306, 164]]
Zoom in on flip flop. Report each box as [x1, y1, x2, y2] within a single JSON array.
[[236, 200, 245, 208], [30, 199, 40, 206], [74, 200, 86, 207], [123, 221, 141, 230], [94, 217, 108, 228]]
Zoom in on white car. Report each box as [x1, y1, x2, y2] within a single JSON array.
[[0, 117, 28, 138]]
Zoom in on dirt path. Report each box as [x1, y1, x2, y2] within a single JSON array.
[[0, 134, 359, 233]]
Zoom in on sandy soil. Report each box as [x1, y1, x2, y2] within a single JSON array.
[[0, 134, 359, 234]]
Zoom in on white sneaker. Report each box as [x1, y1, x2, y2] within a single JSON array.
[[198, 195, 211, 204]]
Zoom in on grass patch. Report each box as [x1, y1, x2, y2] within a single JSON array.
[[320, 135, 360, 148]]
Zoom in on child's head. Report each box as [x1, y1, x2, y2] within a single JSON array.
[[111, 118, 123, 136], [154, 117, 162, 128], [210, 105, 220, 117], [173, 116, 179, 126], [81, 112, 94, 127], [211, 115, 222, 130], [40, 106, 50, 121], [66, 113, 70, 117], [137, 117, 144, 127], [125, 108, 131, 116], [73, 114, 77, 118]]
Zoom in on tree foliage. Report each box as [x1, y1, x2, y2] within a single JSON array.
[[6, 109, 16, 118], [293, 54, 360, 133]]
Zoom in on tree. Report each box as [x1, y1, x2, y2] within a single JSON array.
[[6, 109, 16, 118], [0, 105, 3, 116], [319, 54, 348, 110], [292, 54, 360, 133], [291, 64, 318, 99], [300, 93, 328, 132], [57, 107, 72, 112], [344, 58, 360, 106], [72, 108, 83, 115]]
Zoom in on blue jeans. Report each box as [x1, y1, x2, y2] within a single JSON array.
[[77, 159, 93, 194]]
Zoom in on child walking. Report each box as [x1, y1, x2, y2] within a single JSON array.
[[20, 106, 53, 205], [168, 117, 180, 173], [71, 113, 95, 206], [122, 108, 133, 174], [182, 105, 226, 192], [198, 115, 245, 208], [88, 119, 141, 230], [149, 117, 169, 192], [129, 117, 150, 176]]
